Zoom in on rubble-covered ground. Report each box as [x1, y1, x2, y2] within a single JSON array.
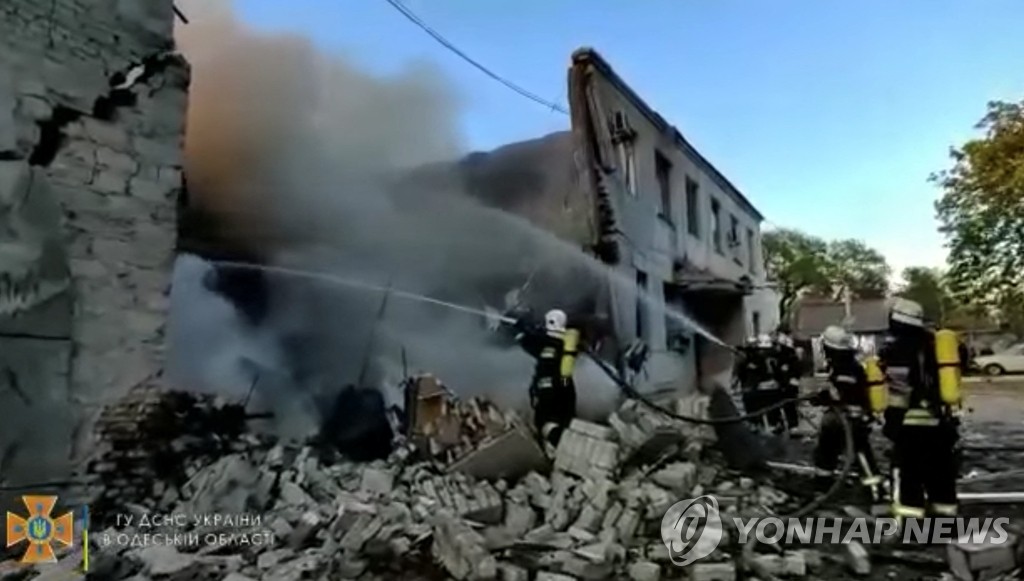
[[2, 380, 1023, 581]]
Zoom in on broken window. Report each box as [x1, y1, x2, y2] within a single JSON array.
[[711, 198, 722, 254], [616, 142, 637, 196], [610, 111, 638, 197], [729, 214, 740, 258], [747, 228, 757, 273], [655, 151, 672, 220], [636, 270, 648, 340], [685, 177, 700, 237]]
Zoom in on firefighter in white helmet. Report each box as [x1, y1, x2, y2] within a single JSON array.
[[812, 325, 882, 497], [513, 309, 580, 452], [879, 297, 962, 525]]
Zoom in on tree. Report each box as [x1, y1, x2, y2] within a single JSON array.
[[818, 239, 891, 299], [934, 99, 1024, 321], [762, 229, 831, 323], [763, 229, 893, 325], [897, 266, 955, 324]]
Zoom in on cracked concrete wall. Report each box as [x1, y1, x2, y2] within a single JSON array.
[[0, 0, 188, 486]]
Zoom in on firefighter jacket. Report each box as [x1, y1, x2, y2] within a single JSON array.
[[878, 329, 954, 440], [824, 349, 870, 413], [774, 343, 802, 388], [517, 327, 578, 392], [736, 347, 775, 391]]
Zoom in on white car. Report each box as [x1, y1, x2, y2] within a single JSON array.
[[974, 344, 1024, 376]]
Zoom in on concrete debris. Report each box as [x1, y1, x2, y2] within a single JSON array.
[[690, 561, 737, 581], [947, 533, 1019, 581], [554, 419, 621, 480], [3, 386, 1001, 581], [844, 540, 872, 576], [627, 560, 660, 581]]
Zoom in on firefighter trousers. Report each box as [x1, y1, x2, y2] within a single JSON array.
[[743, 387, 787, 430], [782, 382, 800, 431], [531, 381, 577, 447], [813, 410, 878, 476], [892, 422, 958, 517]]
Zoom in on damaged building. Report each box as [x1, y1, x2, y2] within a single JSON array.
[[429, 48, 780, 394], [0, 0, 188, 486]]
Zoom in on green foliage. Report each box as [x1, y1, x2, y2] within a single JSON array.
[[762, 229, 830, 322], [762, 229, 891, 323], [818, 239, 891, 299], [934, 99, 1024, 320], [897, 266, 956, 325]]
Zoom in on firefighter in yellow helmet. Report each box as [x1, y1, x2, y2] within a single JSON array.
[[879, 298, 962, 524], [812, 325, 882, 498], [513, 309, 580, 452]]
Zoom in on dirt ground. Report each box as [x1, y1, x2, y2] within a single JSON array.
[[958, 378, 1024, 492]]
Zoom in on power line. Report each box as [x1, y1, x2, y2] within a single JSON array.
[[382, 0, 570, 115]]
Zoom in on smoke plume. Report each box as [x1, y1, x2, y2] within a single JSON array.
[[169, 0, 620, 438]]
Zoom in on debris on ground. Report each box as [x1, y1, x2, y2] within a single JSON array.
[[4, 383, 1023, 581]]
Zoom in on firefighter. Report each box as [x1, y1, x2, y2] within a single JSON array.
[[773, 329, 802, 434], [879, 298, 961, 524], [737, 334, 785, 432], [812, 325, 882, 497], [514, 309, 580, 452], [735, 336, 764, 417]]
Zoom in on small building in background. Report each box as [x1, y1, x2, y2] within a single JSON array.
[[792, 298, 889, 371]]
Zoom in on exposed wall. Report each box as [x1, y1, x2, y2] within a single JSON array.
[[0, 0, 187, 485], [574, 51, 772, 393]]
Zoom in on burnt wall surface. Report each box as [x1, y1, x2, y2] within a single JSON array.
[[0, 0, 188, 486]]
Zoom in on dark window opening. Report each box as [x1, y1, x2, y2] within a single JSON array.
[[656, 151, 672, 221], [729, 214, 740, 262], [711, 199, 722, 253], [685, 177, 700, 237], [747, 228, 756, 272], [636, 271, 648, 340]]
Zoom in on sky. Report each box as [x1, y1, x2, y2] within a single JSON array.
[[233, 0, 1024, 279]]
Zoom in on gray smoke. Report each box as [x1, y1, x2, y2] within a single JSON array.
[[168, 0, 620, 437]]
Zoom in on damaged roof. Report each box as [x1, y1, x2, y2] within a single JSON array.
[[571, 48, 764, 222]]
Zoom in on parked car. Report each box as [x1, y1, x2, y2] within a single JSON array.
[[973, 343, 1024, 376]]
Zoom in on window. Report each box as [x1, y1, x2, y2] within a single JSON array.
[[616, 143, 637, 196], [636, 270, 648, 340], [752, 311, 761, 335], [655, 151, 672, 219], [746, 228, 756, 272], [685, 177, 700, 237], [729, 214, 740, 258], [711, 198, 722, 253]]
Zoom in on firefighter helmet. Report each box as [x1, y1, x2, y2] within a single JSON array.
[[776, 332, 795, 348], [544, 309, 567, 332], [889, 298, 925, 328], [822, 325, 853, 350]]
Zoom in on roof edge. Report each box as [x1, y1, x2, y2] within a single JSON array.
[[571, 47, 764, 222]]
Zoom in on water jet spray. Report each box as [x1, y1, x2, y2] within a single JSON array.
[[214, 260, 518, 325]]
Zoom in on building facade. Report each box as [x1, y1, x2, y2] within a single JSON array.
[[567, 48, 775, 393], [0, 0, 187, 487]]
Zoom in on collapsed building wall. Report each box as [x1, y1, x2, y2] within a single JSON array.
[[0, 0, 188, 486]]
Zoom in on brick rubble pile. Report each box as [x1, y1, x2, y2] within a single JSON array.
[[3, 388, 1023, 581]]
